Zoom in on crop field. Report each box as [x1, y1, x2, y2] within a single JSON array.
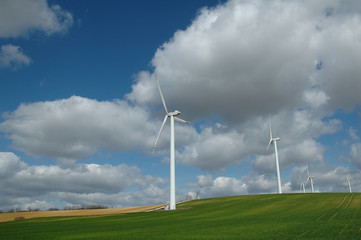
[[0, 204, 166, 223], [1, 193, 360, 239]]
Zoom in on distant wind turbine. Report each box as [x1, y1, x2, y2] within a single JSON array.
[[305, 165, 314, 193], [346, 176, 352, 193], [153, 73, 189, 210], [298, 174, 306, 193], [196, 191, 200, 200], [267, 122, 282, 194]]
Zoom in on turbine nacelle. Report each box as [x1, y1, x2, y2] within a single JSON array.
[[267, 138, 280, 150], [168, 110, 181, 116], [267, 122, 280, 149]]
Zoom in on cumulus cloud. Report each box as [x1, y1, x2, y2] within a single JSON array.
[[0, 152, 26, 179], [0, 0, 73, 38], [125, 0, 360, 176], [243, 174, 280, 194], [303, 90, 330, 108], [349, 127, 360, 141], [128, 0, 361, 125], [187, 175, 247, 199], [0, 152, 168, 211], [349, 142, 361, 170], [178, 125, 248, 171], [0, 96, 159, 160], [0, 44, 31, 69]]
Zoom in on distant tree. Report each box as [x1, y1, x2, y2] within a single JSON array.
[[47, 208, 59, 211], [87, 205, 108, 209]]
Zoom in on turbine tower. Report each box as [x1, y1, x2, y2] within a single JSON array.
[[267, 123, 282, 194], [305, 165, 314, 193], [298, 174, 306, 193], [346, 176, 352, 193], [153, 73, 189, 210]]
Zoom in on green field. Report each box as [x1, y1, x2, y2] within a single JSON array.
[[1, 193, 360, 239]]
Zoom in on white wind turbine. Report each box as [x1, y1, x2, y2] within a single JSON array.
[[196, 191, 200, 200], [153, 73, 189, 210], [267, 122, 282, 194], [305, 165, 314, 193], [346, 176, 352, 193], [298, 174, 306, 193]]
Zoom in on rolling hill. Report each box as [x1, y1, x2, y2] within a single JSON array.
[[0, 193, 360, 239]]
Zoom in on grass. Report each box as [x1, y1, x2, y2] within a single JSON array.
[[1, 193, 360, 239]]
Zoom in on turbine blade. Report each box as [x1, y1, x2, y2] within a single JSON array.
[[266, 121, 273, 150], [266, 139, 272, 150], [155, 73, 168, 114], [174, 117, 190, 124], [153, 115, 168, 152], [269, 123, 273, 140], [306, 165, 310, 176]]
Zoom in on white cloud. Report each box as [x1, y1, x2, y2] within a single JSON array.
[[187, 175, 247, 199], [269, 139, 324, 171], [0, 96, 158, 160], [0, 44, 31, 69], [126, 0, 361, 159], [128, 0, 361, 124], [349, 142, 361, 170], [176, 107, 338, 172], [303, 90, 330, 108], [23, 200, 53, 211], [125, 0, 357, 176], [0, 152, 168, 211], [177, 125, 248, 171], [0, 0, 73, 38], [243, 174, 277, 194], [0, 152, 26, 179], [349, 127, 360, 141]]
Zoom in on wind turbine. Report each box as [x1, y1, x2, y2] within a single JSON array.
[[305, 165, 314, 193], [153, 73, 189, 210], [298, 174, 306, 193], [267, 122, 282, 194], [346, 176, 352, 193], [196, 190, 200, 200]]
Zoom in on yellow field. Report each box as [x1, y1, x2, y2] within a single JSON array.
[[0, 204, 166, 223]]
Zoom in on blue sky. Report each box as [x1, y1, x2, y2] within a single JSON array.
[[1, 0, 361, 211]]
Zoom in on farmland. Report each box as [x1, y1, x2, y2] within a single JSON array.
[[1, 193, 360, 239]]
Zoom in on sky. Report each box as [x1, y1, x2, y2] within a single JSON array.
[[1, 0, 361, 211]]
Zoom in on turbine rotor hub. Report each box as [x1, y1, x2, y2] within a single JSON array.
[[168, 110, 181, 116]]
